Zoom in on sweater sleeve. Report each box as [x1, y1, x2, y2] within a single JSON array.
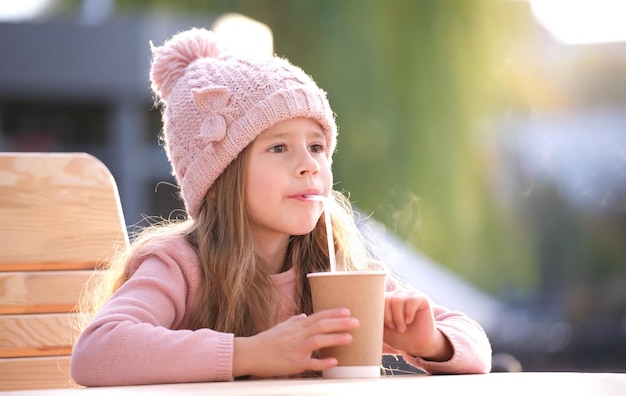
[[382, 272, 492, 374], [71, 241, 234, 386]]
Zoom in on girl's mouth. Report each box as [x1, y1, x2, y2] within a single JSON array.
[[301, 194, 325, 202]]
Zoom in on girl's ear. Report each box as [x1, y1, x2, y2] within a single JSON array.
[[206, 186, 217, 199]]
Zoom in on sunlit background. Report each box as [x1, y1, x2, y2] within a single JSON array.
[[1, 0, 624, 372]]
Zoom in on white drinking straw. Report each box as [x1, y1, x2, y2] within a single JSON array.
[[323, 200, 337, 272], [306, 195, 337, 272]]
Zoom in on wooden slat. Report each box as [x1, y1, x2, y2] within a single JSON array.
[[0, 356, 74, 391], [0, 313, 75, 358], [0, 270, 101, 314], [0, 153, 128, 269], [0, 261, 99, 272]]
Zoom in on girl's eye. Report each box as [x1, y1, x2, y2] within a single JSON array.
[[310, 144, 324, 154], [269, 144, 285, 153]]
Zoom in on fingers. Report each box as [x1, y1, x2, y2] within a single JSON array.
[[298, 308, 359, 350], [272, 309, 358, 375], [307, 357, 339, 372], [385, 293, 406, 332], [304, 332, 354, 356], [384, 291, 429, 333], [282, 309, 360, 350], [297, 309, 359, 373], [300, 307, 352, 325], [244, 308, 360, 378], [403, 296, 420, 325]]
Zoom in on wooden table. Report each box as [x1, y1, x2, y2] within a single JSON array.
[[2, 372, 625, 396]]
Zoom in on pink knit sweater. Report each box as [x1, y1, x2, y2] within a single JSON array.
[[71, 236, 491, 386]]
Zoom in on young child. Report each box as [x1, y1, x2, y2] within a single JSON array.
[[70, 27, 491, 386]]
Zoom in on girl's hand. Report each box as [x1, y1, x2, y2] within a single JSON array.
[[233, 308, 359, 378], [383, 290, 453, 361]]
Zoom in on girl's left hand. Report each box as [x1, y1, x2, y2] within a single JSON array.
[[382, 290, 453, 362]]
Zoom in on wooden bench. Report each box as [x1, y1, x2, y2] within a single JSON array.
[[0, 152, 128, 391]]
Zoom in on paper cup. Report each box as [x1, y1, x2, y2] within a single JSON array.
[[307, 271, 386, 379]]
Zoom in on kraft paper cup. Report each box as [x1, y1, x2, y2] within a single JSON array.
[[307, 271, 386, 379]]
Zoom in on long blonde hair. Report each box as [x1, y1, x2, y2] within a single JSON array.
[[75, 144, 372, 338]]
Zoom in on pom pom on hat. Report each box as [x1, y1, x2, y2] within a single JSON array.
[[149, 27, 337, 218], [150, 28, 222, 100]]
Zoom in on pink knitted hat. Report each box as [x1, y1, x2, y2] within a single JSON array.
[[149, 28, 337, 218]]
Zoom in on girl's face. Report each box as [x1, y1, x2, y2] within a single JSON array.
[[245, 117, 332, 243]]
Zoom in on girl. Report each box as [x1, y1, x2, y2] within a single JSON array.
[[70, 28, 491, 386]]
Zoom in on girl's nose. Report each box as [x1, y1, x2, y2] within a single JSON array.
[[297, 151, 320, 176]]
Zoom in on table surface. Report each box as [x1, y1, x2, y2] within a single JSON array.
[[3, 372, 625, 396]]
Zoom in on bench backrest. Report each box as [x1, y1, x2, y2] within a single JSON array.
[[0, 152, 128, 391]]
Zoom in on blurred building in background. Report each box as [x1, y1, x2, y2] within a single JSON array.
[[0, 14, 188, 227]]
